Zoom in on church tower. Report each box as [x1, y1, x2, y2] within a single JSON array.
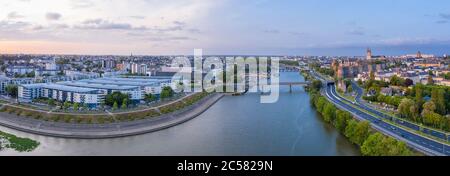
[[417, 51, 422, 59], [366, 48, 372, 60]]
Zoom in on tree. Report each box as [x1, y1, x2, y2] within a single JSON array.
[[422, 101, 436, 116], [121, 99, 128, 109], [423, 112, 444, 129], [73, 102, 79, 111], [347, 85, 353, 93], [160, 86, 174, 99], [105, 92, 130, 106], [83, 103, 89, 110], [390, 75, 405, 86], [5, 85, 18, 98], [314, 97, 328, 112], [361, 132, 386, 156], [144, 93, 156, 103], [63, 101, 72, 110], [48, 99, 55, 106], [345, 120, 370, 146], [112, 101, 118, 111], [415, 86, 424, 113], [353, 121, 371, 146], [344, 79, 352, 88], [431, 89, 446, 115], [404, 78, 414, 87], [361, 132, 413, 156], [322, 103, 336, 123], [310, 80, 322, 92], [398, 98, 415, 119], [357, 79, 363, 85], [345, 120, 358, 144], [335, 110, 351, 132], [427, 76, 434, 85], [444, 72, 450, 80], [26, 71, 35, 78]]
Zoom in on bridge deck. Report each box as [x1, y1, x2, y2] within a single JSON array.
[[278, 82, 310, 85]]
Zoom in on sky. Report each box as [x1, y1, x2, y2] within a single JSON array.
[[1, 0, 450, 56]]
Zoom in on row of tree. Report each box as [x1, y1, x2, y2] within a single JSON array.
[[398, 98, 450, 130], [363, 94, 403, 107]]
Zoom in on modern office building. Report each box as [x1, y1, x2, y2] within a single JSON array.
[[17, 77, 178, 107], [78, 78, 162, 95], [18, 83, 100, 108], [131, 63, 148, 75], [57, 81, 142, 103], [0, 76, 35, 94]]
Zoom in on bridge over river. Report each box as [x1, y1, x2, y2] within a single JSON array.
[[258, 81, 310, 93]]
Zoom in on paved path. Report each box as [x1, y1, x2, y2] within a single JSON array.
[[0, 94, 224, 139]]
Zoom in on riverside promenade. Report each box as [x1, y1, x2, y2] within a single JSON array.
[[0, 93, 224, 139]]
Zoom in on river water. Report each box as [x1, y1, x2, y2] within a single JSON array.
[[0, 72, 359, 156]]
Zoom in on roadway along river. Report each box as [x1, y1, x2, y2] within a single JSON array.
[[0, 72, 359, 156]]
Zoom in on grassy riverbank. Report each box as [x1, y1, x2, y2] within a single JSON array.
[[0, 131, 40, 152], [0, 92, 210, 124]]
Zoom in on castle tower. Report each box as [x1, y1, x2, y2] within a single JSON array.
[[417, 51, 422, 59], [366, 48, 372, 60]]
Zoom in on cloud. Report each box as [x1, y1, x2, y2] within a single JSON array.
[[128, 16, 146, 19], [0, 20, 30, 31], [7, 12, 24, 19], [147, 36, 195, 42], [70, 0, 94, 9], [289, 32, 306, 36], [187, 28, 202, 33], [46, 12, 62, 21], [263, 29, 280, 34], [346, 28, 365, 36], [75, 18, 132, 30], [439, 13, 450, 20], [73, 18, 190, 33], [436, 13, 450, 24], [32, 25, 44, 31], [173, 21, 186, 26]]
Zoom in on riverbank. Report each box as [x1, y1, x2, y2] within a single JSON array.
[[0, 93, 224, 139]]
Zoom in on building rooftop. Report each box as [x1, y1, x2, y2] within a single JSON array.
[[119, 75, 177, 80], [101, 77, 170, 83], [21, 83, 47, 89], [21, 83, 98, 93], [79, 79, 160, 87], [58, 81, 139, 90], [43, 84, 98, 93]]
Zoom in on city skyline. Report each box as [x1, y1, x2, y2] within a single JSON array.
[[1, 0, 450, 56]]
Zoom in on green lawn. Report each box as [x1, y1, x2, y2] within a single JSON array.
[[0, 131, 40, 152]]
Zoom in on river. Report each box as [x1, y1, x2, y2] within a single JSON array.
[[0, 72, 359, 156]]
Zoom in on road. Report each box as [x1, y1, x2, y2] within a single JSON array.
[[309, 71, 450, 155], [350, 81, 449, 141]]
